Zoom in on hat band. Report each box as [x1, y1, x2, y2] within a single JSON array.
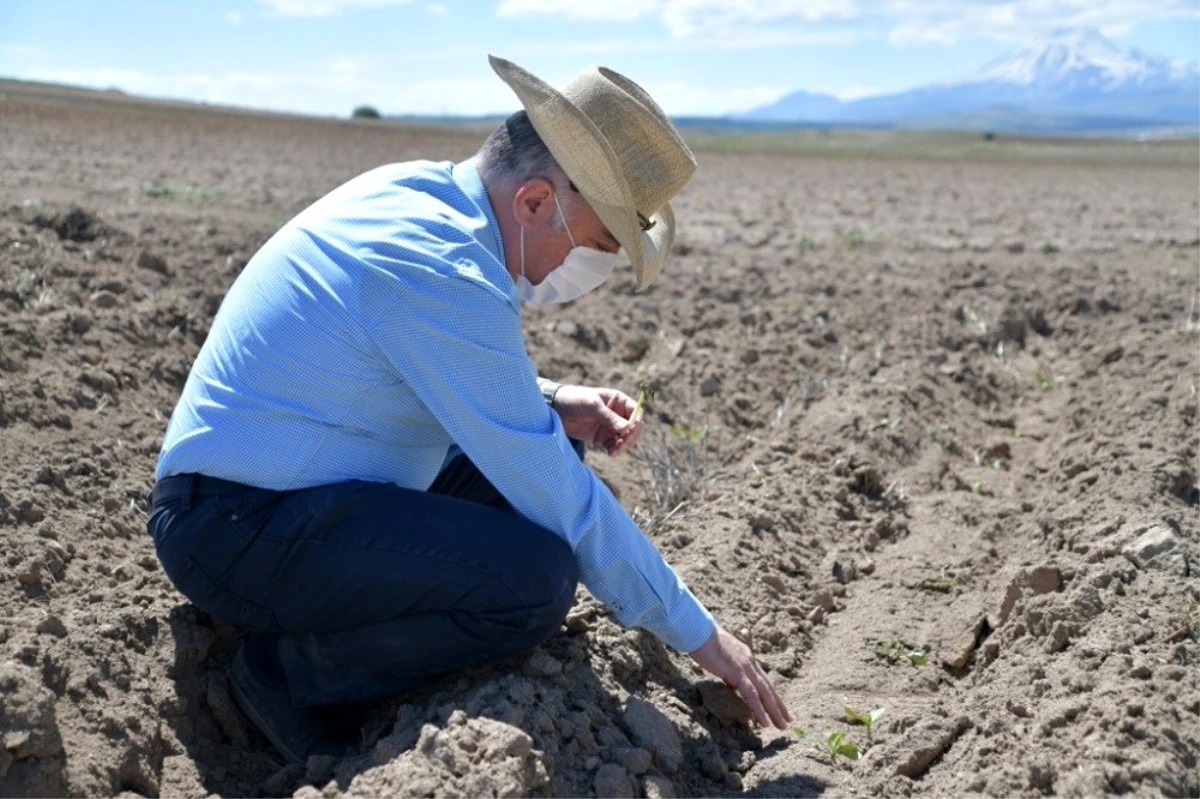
[[569, 180, 655, 233]]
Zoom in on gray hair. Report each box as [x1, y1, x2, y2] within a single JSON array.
[[476, 111, 572, 197]]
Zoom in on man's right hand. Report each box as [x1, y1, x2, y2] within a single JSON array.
[[689, 625, 792, 729]]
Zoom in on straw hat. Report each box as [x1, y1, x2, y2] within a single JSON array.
[[489, 55, 697, 289]]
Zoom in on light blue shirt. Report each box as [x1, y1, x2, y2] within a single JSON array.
[[155, 160, 715, 653]]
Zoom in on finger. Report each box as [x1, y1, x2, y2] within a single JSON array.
[[621, 418, 644, 448], [737, 675, 770, 728], [606, 390, 637, 419], [601, 433, 622, 456], [606, 427, 635, 456], [763, 669, 792, 726], [599, 405, 630, 437], [754, 666, 791, 729]]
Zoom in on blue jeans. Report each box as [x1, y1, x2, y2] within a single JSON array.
[[147, 447, 582, 707]]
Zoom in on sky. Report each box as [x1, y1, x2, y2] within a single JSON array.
[[1, 0, 1197, 118]]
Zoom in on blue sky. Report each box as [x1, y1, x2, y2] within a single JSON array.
[[1, 1, 1197, 117]]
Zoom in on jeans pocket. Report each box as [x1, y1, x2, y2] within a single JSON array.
[[176, 555, 278, 631], [214, 489, 284, 542]]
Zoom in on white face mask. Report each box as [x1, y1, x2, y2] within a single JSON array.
[[517, 194, 623, 306]]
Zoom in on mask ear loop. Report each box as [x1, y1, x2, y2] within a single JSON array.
[[553, 192, 578, 249], [519, 224, 527, 283]]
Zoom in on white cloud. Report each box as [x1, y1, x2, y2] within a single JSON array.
[[255, 0, 414, 17], [424, 3, 449, 15], [497, 0, 659, 22], [887, 22, 957, 47], [3, 44, 39, 57], [640, 80, 789, 115], [831, 83, 886, 100], [495, 0, 1200, 47], [17, 64, 517, 117], [13, 62, 792, 117], [659, 0, 859, 38], [500, 26, 868, 59], [225, 10, 244, 24]]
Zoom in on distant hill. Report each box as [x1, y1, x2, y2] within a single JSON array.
[[741, 27, 1200, 135]]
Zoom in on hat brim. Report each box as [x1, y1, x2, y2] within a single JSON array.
[[489, 56, 673, 290]]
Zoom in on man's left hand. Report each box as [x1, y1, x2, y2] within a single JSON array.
[[552, 385, 644, 455]]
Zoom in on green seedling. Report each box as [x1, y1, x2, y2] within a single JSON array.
[[843, 704, 885, 741], [1032, 370, 1053, 390], [907, 576, 967, 594], [668, 423, 707, 443], [822, 731, 860, 765], [844, 229, 871, 249], [866, 636, 930, 667], [629, 380, 656, 425], [971, 478, 990, 496], [793, 727, 860, 766]]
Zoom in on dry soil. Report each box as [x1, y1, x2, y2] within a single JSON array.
[[1, 80, 1197, 798]]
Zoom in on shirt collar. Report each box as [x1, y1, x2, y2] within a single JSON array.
[[451, 160, 517, 307], [452, 161, 505, 264]]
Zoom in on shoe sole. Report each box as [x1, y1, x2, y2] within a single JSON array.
[[230, 645, 309, 765]]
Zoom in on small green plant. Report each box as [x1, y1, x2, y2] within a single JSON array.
[[822, 731, 860, 765], [1040, 241, 1060, 255], [971, 478, 990, 496], [793, 727, 861, 765], [908, 576, 966, 594], [1032, 369, 1053, 390], [843, 704, 885, 741], [844, 229, 871, 249], [795, 233, 817, 252], [630, 380, 656, 425], [867, 636, 929, 667], [668, 423, 707, 443]]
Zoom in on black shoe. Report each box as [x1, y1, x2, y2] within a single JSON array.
[[230, 639, 355, 764]]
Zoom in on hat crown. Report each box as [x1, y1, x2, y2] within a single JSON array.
[[489, 54, 692, 288], [559, 67, 696, 220]]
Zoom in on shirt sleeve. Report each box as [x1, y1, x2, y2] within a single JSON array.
[[368, 271, 716, 652]]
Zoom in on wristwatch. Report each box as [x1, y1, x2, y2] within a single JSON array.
[[538, 378, 562, 408]]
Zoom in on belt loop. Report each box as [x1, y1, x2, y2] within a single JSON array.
[[181, 474, 197, 513]]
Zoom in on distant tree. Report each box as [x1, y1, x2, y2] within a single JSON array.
[[982, 130, 996, 141], [352, 105, 382, 120]]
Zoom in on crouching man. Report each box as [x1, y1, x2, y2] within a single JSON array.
[[147, 55, 790, 763]]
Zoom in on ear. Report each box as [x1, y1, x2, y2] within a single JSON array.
[[511, 178, 556, 229]]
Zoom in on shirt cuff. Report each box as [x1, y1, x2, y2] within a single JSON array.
[[650, 592, 718, 653]]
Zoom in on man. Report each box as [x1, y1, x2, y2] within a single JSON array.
[[147, 56, 790, 764]]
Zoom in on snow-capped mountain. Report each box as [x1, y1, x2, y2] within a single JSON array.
[[971, 27, 1166, 87], [743, 27, 1199, 132], [965, 27, 1198, 97]]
